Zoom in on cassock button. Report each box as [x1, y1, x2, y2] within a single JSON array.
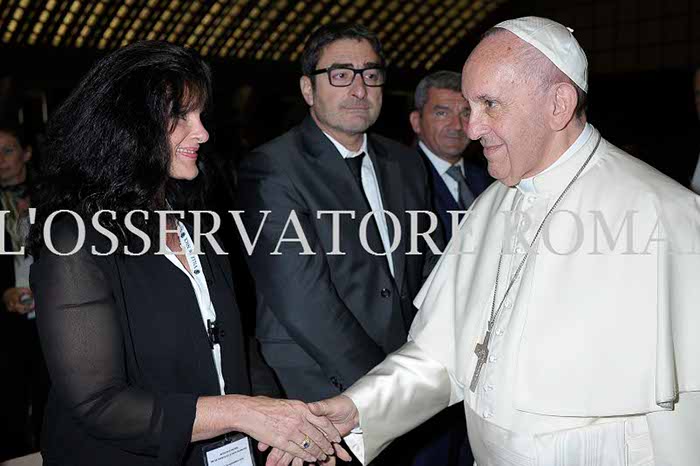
[[483, 410, 493, 419], [495, 329, 504, 336], [515, 246, 525, 254], [380, 288, 391, 298], [504, 299, 512, 309], [488, 355, 498, 362], [483, 384, 494, 392], [330, 376, 343, 390]]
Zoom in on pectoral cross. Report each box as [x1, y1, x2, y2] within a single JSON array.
[[469, 330, 491, 392]]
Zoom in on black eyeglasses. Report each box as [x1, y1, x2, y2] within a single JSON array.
[[310, 66, 387, 87]]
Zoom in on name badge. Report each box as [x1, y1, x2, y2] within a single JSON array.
[[202, 434, 255, 466]]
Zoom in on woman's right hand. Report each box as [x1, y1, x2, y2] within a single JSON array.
[[232, 395, 341, 463], [230, 395, 341, 463]]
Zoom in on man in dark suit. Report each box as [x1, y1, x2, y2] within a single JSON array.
[[238, 22, 441, 406], [410, 71, 492, 242]]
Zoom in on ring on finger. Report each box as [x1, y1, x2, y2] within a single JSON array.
[[300, 434, 311, 450]]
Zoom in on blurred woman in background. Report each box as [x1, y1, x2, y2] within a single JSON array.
[[0, 122, 49, 461]]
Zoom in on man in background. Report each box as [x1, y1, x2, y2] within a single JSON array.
[[410, 71, 491, 242]]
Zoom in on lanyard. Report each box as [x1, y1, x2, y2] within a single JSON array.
[[176, 222, 221, 346], [177, 221, 204, 278], [175, 223, 225, 394]]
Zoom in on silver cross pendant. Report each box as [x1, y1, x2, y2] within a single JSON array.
[[469, 330, 491, 392]]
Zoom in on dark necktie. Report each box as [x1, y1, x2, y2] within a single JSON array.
[[345, 152, 375, 212], [345, 153, 407, 330], [344, 152, 388, 262], [446, 164, 475, 209], [345, 152, 365, 189]]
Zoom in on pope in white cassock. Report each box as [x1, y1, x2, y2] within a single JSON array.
[[291, 16, 700, 466]]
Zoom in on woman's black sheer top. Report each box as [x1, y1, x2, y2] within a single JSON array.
[[30, 220, 250, 466]]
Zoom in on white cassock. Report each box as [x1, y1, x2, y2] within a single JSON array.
[[344, 124, 700, 466]]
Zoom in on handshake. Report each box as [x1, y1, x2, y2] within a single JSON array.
[[235, 394, 359, 466]]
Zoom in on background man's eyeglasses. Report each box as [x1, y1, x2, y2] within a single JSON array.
[[310, 67, 386, 87]]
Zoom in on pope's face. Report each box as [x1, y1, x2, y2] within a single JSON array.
[[304, 39, 382, 139], [461, 34, 550, 187]]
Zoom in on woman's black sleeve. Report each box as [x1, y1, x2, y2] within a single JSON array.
[[31, 225, 198, 464]]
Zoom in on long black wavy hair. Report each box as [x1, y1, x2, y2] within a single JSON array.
[[28, 41, 212, 256]]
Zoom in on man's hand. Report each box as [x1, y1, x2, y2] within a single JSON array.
[[308, 395, 359, 437], [3, 287, 34, 314]]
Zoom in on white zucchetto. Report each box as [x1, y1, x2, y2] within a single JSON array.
[[495, 16, 589, 92]]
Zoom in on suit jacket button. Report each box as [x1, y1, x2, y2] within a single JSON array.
[[380, 288, 391, 298]]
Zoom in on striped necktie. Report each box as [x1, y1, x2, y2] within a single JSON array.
[[446, 164, 475, 209]]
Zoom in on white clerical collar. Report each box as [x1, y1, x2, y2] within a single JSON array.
[[419, 140, 464, 175], [518, 123, 592, 193], [323, 131, 368, 159]]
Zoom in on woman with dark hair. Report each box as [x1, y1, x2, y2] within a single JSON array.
[[27, 41, 339, 466], [0, 122, 49, 461]]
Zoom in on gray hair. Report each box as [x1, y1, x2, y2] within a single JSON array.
[[414, 70, 462, 111]]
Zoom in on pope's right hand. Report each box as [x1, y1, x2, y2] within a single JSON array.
[[307, 395, 359, 437]]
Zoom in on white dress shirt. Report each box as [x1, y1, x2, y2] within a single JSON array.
[[323, 131, 395, 277], [164, 222, 226, 395], [419, 140, 464, 204]]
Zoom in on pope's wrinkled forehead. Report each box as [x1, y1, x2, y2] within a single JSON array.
[[461, 31, 527, 100]]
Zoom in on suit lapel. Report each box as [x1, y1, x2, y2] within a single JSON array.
[[300, 116, 367, 215], [368, 136, 406, 291]]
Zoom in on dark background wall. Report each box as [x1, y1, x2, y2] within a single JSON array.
[[1, 0, 698, 186]]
